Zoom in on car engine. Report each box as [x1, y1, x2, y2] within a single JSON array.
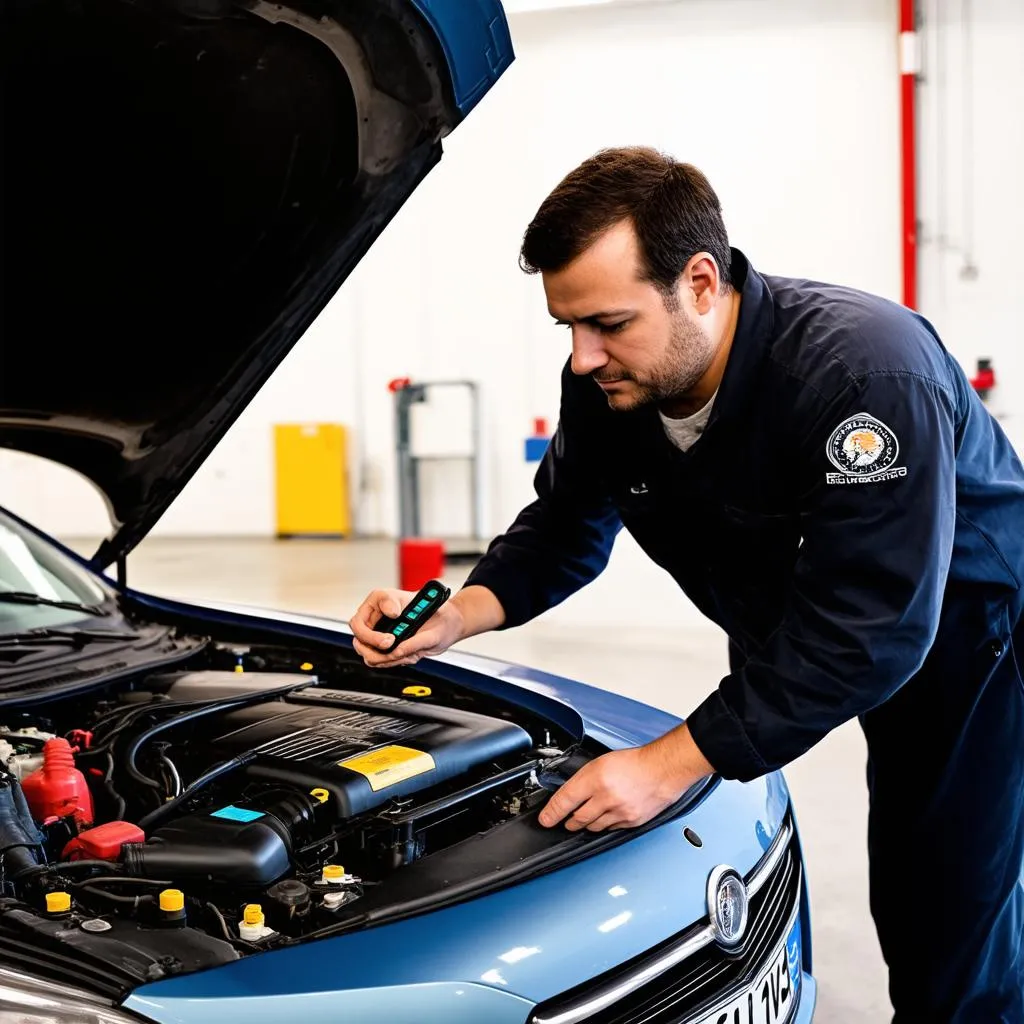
[[0, 644, 578, 987]]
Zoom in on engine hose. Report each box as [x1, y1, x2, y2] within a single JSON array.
[[123, 695, 267, 791], [136, 751, 257, 833], [0, 732, 47, 749], [75, 886, 157, 908], [88, 695, 249, 754], [206, 901, 233, 943], [104, 752, 126, 820], [12, 859, 116, 880], [71, 876, 171, 889]]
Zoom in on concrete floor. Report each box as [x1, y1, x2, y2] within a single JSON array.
[[76, 536, 891, 1022]]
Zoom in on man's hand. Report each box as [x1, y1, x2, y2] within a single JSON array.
[[538, 724, 715, 832], [350, 585, 505, 669], [350, 588, 466, 668]]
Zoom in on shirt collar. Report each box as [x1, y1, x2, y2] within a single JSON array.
[[702, 247, 775, 434]]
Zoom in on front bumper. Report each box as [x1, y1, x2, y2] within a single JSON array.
[[794, 973, 818, 1022], [527, 812, 811, 1024]]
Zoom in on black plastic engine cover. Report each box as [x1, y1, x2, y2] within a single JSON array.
[[196, 689, 533, 817], [124, 812, 292, 886], [0, 908, 238, 994]]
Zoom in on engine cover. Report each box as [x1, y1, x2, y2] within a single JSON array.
[[193, 689, 533, 817]]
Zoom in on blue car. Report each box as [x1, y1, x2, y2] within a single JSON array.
[[0, 1, 816, 1021]]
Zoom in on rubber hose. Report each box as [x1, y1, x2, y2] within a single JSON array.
[[136, 751, 257, 833], [123, 697, 258, 790]]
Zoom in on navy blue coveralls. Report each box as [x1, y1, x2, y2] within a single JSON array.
[[465, 249, 1024, 1021]]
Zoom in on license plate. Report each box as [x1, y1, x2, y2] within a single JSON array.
[[693, 914, 802, 1024]]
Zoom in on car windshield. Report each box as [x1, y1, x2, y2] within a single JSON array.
[[0, 511, 112, 634]]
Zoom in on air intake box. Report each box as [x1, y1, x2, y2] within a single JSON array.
[[196, 689, 533, 818]]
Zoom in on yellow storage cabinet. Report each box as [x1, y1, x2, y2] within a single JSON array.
[[274, 423, 351, 537]]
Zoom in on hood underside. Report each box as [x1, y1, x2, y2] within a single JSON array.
[[0, 0, 492, 567]]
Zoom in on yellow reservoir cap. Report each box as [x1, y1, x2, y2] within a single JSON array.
[[300, 662, 314, 671], [243, 904, 264, 926], [46, 892, 71, 913], [310, 788, 329, 804], [323, 864, 345, 880], [402, 685, 432, 698], [159, 889, 185, 913]]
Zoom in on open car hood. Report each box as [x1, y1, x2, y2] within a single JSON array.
[[0, 0, 512, 570]]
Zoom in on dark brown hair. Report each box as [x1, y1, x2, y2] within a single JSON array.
[[520, 147, 732, 299]]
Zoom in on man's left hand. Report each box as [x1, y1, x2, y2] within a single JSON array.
[[537, 725, 715, 832]]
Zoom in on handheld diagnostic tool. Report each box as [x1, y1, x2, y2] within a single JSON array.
[[374, 580, 451, 651]]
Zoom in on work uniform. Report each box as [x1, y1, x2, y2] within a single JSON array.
[[465, 249, 1024, 1021]]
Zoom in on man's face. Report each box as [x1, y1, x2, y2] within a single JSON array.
[[543, 220, 716, 412]]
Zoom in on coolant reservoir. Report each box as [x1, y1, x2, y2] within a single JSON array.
[[21, 738, 94, 826]]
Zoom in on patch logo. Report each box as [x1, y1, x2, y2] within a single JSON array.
[[825, 413, 907, 485]]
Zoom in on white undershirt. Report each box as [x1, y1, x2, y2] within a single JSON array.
[[659, 391, 718, 452]]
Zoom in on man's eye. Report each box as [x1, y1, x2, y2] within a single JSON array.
[[599, 321, 629, 334]]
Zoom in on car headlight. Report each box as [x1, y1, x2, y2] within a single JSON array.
[[0, 967, 148, 1023]]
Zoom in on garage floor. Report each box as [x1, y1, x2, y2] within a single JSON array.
[[78, 536, 892, 1022]]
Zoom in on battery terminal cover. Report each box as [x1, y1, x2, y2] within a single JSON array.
[[63, 820, 146, 861]]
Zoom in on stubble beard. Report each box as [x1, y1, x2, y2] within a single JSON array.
[[600, 313, 714, 413]]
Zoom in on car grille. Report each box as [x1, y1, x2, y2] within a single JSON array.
[[530, 814, 803, 1024]]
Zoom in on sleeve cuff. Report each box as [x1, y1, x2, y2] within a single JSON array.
[[686, 689, 769, 783], [462, 563, 532, 631]]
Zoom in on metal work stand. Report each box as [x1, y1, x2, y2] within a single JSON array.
[[394, 379, 484, 561]]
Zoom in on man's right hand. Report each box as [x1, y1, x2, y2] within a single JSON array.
[[350, 585, 506, 669], [349, 588, 466, 668]]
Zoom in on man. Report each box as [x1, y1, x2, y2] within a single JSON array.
[[351, 147, 1024, 1021]]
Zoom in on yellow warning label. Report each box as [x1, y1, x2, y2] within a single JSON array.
[[338, 745, 436, 792]]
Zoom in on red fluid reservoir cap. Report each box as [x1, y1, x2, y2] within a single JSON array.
[[63, 821, 145, 861], [21, 738, 95, 827]]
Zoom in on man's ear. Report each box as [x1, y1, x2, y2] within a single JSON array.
[[684, 253, 721, 315]]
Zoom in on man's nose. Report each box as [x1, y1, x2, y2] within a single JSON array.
[[570, 326, 609, 376]]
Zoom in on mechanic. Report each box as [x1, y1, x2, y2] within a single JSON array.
[[351, 147, 1024, 1021]]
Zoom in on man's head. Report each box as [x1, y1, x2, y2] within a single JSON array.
[[521, 147, 735, 413]]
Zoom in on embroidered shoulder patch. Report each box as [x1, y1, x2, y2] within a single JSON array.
[[825, 413, 907, 485]]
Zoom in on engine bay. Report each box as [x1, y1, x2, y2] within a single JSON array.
[[0, 638, 585, 988]]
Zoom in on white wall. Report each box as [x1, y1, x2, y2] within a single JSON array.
[[4, 0, 1020, 628], [917, 0, 1024, 451]]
